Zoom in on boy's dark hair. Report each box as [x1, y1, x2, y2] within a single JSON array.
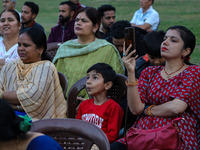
[[97, 4, 115, 17], [87, 63, 116, 83], [143, 30, 165, 57], [24, 1, 39, 15], [111, 20, 131, 39], [60, 1, 76, 12]]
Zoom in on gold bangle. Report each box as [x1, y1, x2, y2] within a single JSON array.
[[146, 105, 156, 116], [125, 80, 138, 86]]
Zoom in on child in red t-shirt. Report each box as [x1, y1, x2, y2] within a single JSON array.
[[76, 63, 124, 143]]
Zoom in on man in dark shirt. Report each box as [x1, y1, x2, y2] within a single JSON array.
[[109, 20, 147, 58], [97, 4, 116, 39], [47, 1, 76, 43], [69, 0, 85, 19], [108, 20, 132, 56], [20, 1, 45, 34], [135, 30, 165, 79]]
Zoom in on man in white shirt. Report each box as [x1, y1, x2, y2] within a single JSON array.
[[130, 0, 159, 32]]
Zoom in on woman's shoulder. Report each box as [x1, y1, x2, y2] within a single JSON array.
[[184, 65, 200, 78], [95, 39, 114, 48], [98, 44, 114, 50], [40, 60, 57, 70], [6, 59, 17, 65], [142, 65, 163, 74], [61, 39, 78, 45], [95, 39, 120, 54], [27, 132, 63, 150], [187, 65, 200, 71], [1, 59, 17, 71], [30, 61, 58, 76], [43, 60, 55, 66], [139, 66, 163, 80], [27, 132, 43, 140]]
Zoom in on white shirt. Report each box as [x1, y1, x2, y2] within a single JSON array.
[[130, 6, 160, 31], [0, 39, 19, 63]]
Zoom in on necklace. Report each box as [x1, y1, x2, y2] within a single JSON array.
[[164, 64, 185, 79]]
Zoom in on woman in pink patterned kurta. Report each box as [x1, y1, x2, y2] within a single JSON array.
[[111, 26, 200, 150]]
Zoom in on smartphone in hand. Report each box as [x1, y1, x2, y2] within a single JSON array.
[[125, 27, 136, 57]]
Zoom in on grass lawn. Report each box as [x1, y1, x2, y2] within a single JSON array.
[[2, 0, 200, 64]]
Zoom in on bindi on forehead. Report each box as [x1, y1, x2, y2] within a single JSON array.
[[167, 29, 181, 36]]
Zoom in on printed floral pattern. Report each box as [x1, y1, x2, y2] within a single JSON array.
[[118, 65, 200, 149]]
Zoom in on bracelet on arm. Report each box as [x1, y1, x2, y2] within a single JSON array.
[[145, 105, 156, 116], [125, 79, 138, 87]]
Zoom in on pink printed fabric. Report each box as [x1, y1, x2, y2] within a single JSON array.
[[0, 39, 19, 63], [117, 65, 200, 149]]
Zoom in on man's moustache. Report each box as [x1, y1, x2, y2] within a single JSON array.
[[59, 15, 64, 19]]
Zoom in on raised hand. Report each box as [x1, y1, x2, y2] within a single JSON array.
[[121, 43, 138, 74]]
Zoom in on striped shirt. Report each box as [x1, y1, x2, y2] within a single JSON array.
[[0, 59, 67, 121]]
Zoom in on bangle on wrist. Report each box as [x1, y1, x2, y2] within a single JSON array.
[[145, 105, 156, 116], [125, 80, 138, 86]]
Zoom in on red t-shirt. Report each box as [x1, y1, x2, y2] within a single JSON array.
[[76, 98, 124, 143]]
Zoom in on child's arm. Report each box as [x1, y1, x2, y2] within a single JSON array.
[[105, 104, 124, 143]]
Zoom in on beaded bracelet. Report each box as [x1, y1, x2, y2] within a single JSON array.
[[125, 80, 138, 86], [145, 105, 156, 116]]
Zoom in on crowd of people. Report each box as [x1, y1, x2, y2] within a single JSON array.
[[0, 0, 199, 149]]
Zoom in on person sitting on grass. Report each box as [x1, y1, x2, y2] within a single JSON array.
[[76, 63, 124, 143]]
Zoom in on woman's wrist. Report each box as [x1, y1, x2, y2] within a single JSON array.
[[127, 71, 135, 77], [127, 73, 137, 81], [144, 105, 156, 116], [125, 79, 138, 87]]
